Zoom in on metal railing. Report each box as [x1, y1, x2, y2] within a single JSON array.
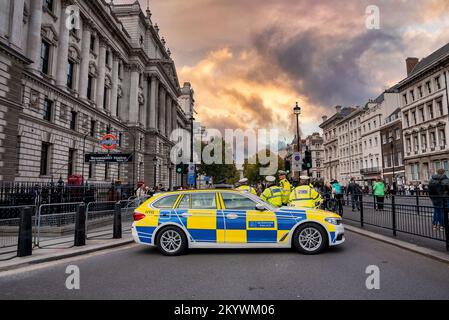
[[0, 196, 152, 258], [86, 201, 117, 239], [342, 194, 449, 251], [0, 205, 36, 255], [0, 182, 135, 207], [36, 202, 83, 248]]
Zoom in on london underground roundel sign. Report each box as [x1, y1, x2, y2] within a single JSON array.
[[100, 134, 118, 151]]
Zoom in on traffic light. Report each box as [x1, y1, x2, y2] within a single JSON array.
[[303, 148, 312, 170], [176, 162, 186, 174], [284, 160, 291, 173]]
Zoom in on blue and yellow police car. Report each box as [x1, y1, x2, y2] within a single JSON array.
[[132, 190, 344, 256]]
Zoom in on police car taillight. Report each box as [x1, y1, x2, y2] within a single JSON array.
[[133, 212, 145, 221]]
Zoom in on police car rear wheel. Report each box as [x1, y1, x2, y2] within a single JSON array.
[[157, 226, 187, 256], [293, 223, 327, 255]]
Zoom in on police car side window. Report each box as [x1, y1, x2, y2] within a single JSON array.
[[191, 193, 217, 209], [152, 195, 179, 209], [222, 193, 257, 210], [177, 194, 190, 209]]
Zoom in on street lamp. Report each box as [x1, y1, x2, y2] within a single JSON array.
[[389, 136, 396, 193], [293, 102, 301, 153], [153, 156, 157, 188], [189, 115, 196, 188]]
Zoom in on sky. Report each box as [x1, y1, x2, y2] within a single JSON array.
[[116, 0, 449, 142]]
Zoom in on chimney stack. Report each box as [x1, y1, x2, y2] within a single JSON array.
[[406, 57, 419, 76], [322, 116, 328, 122], [335, 105, 342, 113]]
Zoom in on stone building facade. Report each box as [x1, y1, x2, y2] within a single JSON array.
[[320, 106, 356, 183], [380, 108, 405, 186], [335, 107, 363, 185], [397, 47, 449, 183], [304, 133, 324, 180], [0, 0, 192, 189]]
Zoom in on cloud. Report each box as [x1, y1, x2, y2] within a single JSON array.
[[116, 0, 449, 137], [253, 27, 403, 107]]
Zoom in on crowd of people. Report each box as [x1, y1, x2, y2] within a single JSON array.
[[130, 168, 449, 231]]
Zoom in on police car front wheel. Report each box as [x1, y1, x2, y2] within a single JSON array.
[[156, 226, 188, 256], [293, 223, 327, 255]]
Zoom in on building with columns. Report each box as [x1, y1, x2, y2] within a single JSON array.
[[304, 133, 324, 180], [335, 107, 364, 185], [0, 0, 192, 189], [397, 47, 449, 183], [320, 106, 356, 183]]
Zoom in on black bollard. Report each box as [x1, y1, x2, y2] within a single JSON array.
[[17, 207, 33, 257], [113, 202, 122, 239], [74, 204, 86, 246]]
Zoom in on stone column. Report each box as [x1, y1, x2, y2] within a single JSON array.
[[158, 86, 166, 134], [10, 0, 25, 50], [128, 66, 140, 124], [172, 103, 177, 132], [96, 37, 107, 109], [110, 53, 119, 117], [26, 0, 44, 71], [56, 2, 72, 88], [148, 76, 158, 129], [78, 20, 92, 100], [166, 94, 172, 137]]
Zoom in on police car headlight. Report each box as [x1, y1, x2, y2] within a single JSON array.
[[325, 217, 342, 225]]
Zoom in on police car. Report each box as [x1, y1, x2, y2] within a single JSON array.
[[131, 190, 345, 256]]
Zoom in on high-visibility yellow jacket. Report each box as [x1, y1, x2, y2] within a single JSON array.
[[260, 186, 283, 208], [279, 178, 292, 205], [289, 184, 322, 208], [236, 185, 257, 195]]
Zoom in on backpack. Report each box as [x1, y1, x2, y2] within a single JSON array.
[[428, 177, 443, 197]]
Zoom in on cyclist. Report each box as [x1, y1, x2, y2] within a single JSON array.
[[331, 179, 344, 216]]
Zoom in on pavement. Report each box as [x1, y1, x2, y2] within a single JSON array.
[[1, 229, 449, 300]]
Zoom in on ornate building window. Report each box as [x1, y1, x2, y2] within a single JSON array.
[[40, 41, 51, 75]]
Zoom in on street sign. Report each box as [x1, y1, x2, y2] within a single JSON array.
[[84, 153, 133, 163], [100, 134, 119, 151], [291, 152, 302, 172], [188, 163, 196, 186]]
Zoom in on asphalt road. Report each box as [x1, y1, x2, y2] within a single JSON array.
[[1, 231, 449, 300]]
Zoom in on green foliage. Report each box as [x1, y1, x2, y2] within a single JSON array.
[[243, 149, 285, 184], [197, 138, 240, 185]]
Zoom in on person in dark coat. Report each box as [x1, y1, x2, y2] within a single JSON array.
[[346, 178, 362, 211], [428, 169, 449, 231]]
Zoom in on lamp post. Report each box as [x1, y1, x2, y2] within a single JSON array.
[[153, 156, 157, 188], [293, 102, 301, 153], [293, 102, 301, 178], [389, 136, 396, 193], [189, 115, 196, 188]]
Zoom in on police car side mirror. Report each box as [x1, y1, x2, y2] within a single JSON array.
[[255, 203, 266, 211]]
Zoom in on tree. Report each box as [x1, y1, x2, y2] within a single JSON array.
[[197, 138, 240, 185], [243, 149, 285, 185]]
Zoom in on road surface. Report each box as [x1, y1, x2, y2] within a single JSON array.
[[1, 231, 449, 300]]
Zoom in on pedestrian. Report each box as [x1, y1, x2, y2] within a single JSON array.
[[410, 183, 416, 196], [418, 182, 424, 196], [346, 178, 362, 211], [404, 183, 410, 196], [331, 179, 344, 216], [136, 183, 147, 198], [373, 177, 385, 211], [428, 168, 449, 231]]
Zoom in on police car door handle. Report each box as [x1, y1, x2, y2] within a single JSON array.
[[181, 213, 192, 217], [226, 213, 238, 220]]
